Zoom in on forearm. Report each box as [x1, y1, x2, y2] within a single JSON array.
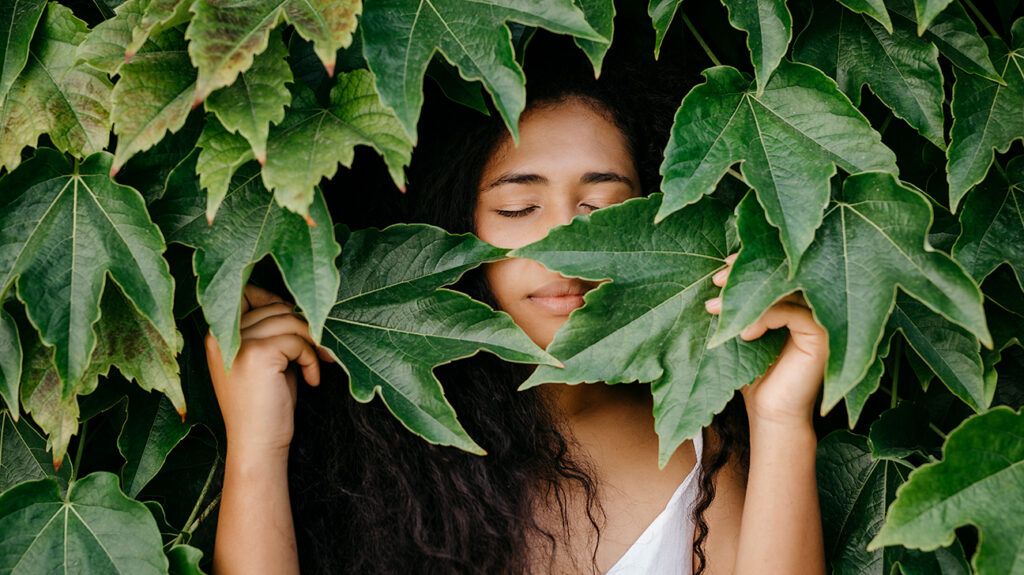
[[732, 419, 825, 575], [213, 448, 300, 575]]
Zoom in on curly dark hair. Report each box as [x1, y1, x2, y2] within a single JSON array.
[[288, 31, 750, 575]]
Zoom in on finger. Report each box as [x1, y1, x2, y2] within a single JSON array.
[[724, 252, 738, 265], [240, 302, 296, 329], [712, 253, 739, 287], [257, 333, 321, 386], [241, 313, 335, 363], [243, 284, 290, 310], [739, 302, 826, 346]]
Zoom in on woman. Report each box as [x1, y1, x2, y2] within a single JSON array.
[[205, 51, 828, 574]]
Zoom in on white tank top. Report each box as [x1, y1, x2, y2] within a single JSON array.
[[605, 429, 704, 575]]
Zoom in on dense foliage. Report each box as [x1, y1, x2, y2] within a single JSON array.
[[0, 0, 1022, 572]]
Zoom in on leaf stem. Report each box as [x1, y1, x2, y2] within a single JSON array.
[[929, 422, 948, 441], [960, 0, 1000, 38], [171, 456, 221, 547], [72, 421, 88, 481], [726, 167, 749, 187], [682, 13, 723, 66], [890, 337, 903, 409]]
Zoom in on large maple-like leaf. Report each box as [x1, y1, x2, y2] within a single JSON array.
[[0, 150, 177, 393], [713, 174, 990, 414], [0, 3, 112, 172], [204, 28, 292, 166], [259, 72, 413, 220], [817, 430, 969, 575], [116, 387, 190, 497], [722, 0, 792, 95], [20, 284, 184, 465], [511, 193, 784, 467], [153, 151, 340, 371], [794, 0, 946, 149], [186, 0, 360, 104], [869, 406, 1024, 575], [953, 156, 1024, 287], [359, 0, 604, 144], [0, 472, 167, 574], [321, 223, 561, 455], [659, 62, 897, 273], [946, 19, 1024, 212], [0, 0, 46, 106]]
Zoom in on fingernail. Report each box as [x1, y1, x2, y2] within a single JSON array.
[[724, 253, 738, 264], [713, 269, 728, 284], [704, 297, 721, 312]]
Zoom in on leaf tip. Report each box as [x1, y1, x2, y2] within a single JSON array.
[[124, 49, 135, 62], [109, 163, 120, 178], [53, 457, 62, 472], [177, 407, 187, 422], [256, 152, 266, 166], [305, 213, 317, 227], [324, 61, 335, 78]]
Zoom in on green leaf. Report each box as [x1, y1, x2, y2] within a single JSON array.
[[648, 0, 682, 58], [835, 0, 893, 32], [0, 410, 72, 492], [117, 388, 190, 497], [794, 0, 946, 149], [0, 306, 21, 415], [817, 430, 969, 575], [204, 28, 292, 165], [127, 0, 190, 59], [322, 223, 561, 455], [870, 406, 1024, 575], [281, 0, 361, 76], [659, 62, 897, 273], [260, 72, 413, 219], [868, 401, 941, 461], [167, 544, 206, 575], [0, 472, 168, 574], [195, 116, 254, 221], [510, 193, 784, 467], [573, 0, 615, 77], [912, 0, 953, 35], [889, 294, 987, 411], [185, 0, 284, 104], [0, 0, 46, 105], [946, 20, 1024, 212], [19, 332, 79, 469], [953, 156, 1024, 287], [153, 152, 341, 371], [0, 150, 177, 393], [425, 56, 490, 115], [722, 0, 792, 95], [887, 0, 1001, 82], [359, 0, 603, 143], [714, 175, 991, 414], [110, 27, 198, 176], [0, 3, 112, 172], [76, 0, 149, 75]]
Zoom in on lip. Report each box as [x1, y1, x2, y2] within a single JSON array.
[[527, 279, 593, 315]]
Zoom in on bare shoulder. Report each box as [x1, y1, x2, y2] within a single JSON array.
[[692, 427, 747, 575]]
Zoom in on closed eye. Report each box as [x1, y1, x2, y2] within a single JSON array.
[[495, 204, 601, 218]]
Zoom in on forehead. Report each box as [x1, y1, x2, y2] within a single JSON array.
[[481, 98, 633, 178]]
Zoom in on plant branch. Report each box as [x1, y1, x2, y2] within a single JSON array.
[[171, 456, 221, 547], [890, 337, 903, 409], [71, 421, 88, 481], [682, 13, 723, 66], [960, 0, 1000, 38]]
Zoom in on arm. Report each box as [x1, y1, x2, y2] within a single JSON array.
[[205, 284, 333, 575], [214, 448, 299, 575], [701, 253, 828, 574]]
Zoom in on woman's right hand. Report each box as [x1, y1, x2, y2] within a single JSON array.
[[204, 284, 335, 459]]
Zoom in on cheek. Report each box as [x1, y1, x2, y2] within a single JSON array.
[[483, 259, 522, 309]]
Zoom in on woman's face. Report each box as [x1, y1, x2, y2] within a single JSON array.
[[474, 97, 641, 349]]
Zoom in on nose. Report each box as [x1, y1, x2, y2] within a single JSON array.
[[543, 198, 590, 230]]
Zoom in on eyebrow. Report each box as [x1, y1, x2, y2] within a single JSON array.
[[480, 171, 635, 193]]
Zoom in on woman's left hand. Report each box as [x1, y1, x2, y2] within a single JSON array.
[[703, 253, 829, 429]]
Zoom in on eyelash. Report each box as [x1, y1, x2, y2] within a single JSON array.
[[496, 204, 600, 218]]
